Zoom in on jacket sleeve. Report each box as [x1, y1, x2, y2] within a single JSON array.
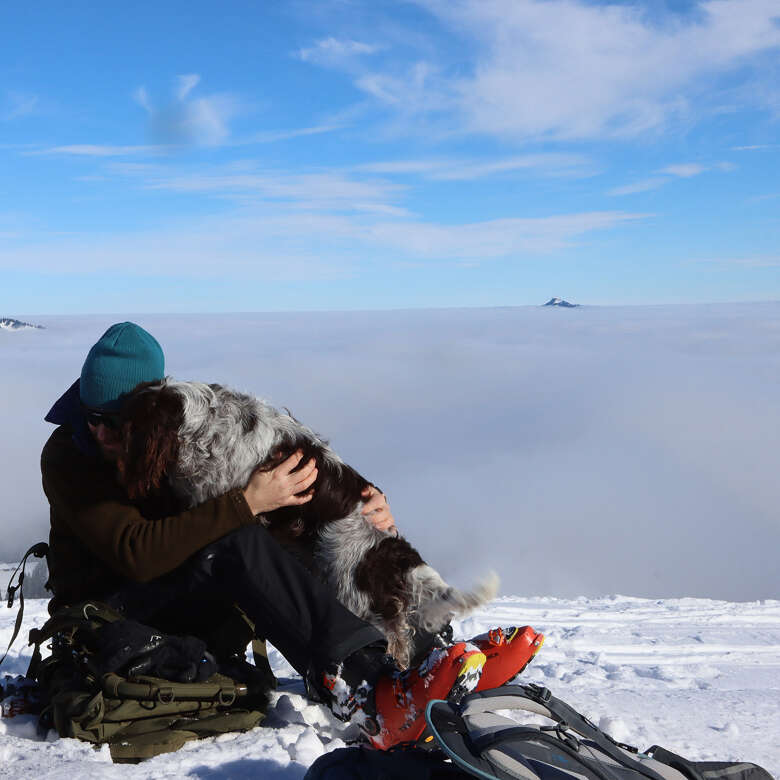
[[42, 427, 258, 583]]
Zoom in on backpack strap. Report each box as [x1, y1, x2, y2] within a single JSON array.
[[470, 725, 619, 780], [645, 746, 706, 780], [101, 672, 245, 705], [460, 685, 670, 780], [0, 542, 49, 671], [518, 686, 659, 771], [26, 601, 123, 680]]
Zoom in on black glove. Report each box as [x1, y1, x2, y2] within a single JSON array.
[[95, 620, 216, 682], [125, 638, 217, 682]]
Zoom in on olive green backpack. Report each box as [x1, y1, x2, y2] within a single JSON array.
[[27, 601, 271, 762]]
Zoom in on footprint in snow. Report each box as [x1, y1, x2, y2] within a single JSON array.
[[711, 722, 740, 737]]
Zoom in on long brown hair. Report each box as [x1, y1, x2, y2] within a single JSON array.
[[116, 382, 183, 499]]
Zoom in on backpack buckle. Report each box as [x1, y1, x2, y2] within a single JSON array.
[[218, 688, 236, 707], [556, 723, 580, 752], [157, 687, 175, 704], [525, 683, 552, 703]]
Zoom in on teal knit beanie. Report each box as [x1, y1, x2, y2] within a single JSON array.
[[79, 322, 165, 411]]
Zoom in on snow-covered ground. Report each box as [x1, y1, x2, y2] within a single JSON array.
[[1, 594, 778, 778]]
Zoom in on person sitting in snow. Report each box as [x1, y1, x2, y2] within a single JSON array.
[[40, 321, 539, 748]]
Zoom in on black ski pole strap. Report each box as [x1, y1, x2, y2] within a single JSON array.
[[1, 542, 49, 671], [519, 686, 667, 780]]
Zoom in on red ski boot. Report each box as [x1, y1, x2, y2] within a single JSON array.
[[471, 626, 544, 691], [368, 641, 487, 750]]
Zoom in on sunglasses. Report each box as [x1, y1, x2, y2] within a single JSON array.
[[83, 407, 122, 430]]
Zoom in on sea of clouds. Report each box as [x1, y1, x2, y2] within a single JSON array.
[[1, 304, 778, 601]]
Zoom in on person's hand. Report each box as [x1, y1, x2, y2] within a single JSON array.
[[361, 485, 397, 535], [243, 451, 318, 516]]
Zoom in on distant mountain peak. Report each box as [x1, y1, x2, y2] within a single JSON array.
[[543, 297, 579, 308], [0, 317, 44, 331]]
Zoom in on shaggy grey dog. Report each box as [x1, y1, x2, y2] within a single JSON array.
[[118, 378, 498, 668]]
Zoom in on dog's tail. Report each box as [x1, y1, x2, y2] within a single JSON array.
[[409, 566, 499, 633]]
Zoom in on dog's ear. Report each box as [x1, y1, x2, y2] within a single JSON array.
[[117, 383, 182, 499]]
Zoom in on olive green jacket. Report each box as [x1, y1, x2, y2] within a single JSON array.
[[41, 424, 257, 613]]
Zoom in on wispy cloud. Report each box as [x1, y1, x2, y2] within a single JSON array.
[[33, 144, 168, 157], [608, 177, 669, 196], [0, 206, 648, 277], [241, 124, 344, 144], [133, 74, 239, 146], [175, 73, 201, 101], [303, 0, 780, 141], [365, 211, 648, 258], [354, 60, 449, 115], [658, 163, 707, 178], [13, 144, 647, 270], [298, 37, 381, 67], [610, 160, 735, 195], [101, 151, 599, 215], [352, 203, 413, 217], [730, 144, 777, 151], [108, 161, 406, 212], [432, 0, 780, 140], [33, 124, 344, 158], [133, 86, 153, 113], [659, 162, 735, 177], [1, 92, 39, 121], [356, 153, 595, 180], [691, 255, 780, 268]]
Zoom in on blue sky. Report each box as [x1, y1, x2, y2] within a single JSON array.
[[1, 0, 779, 313]]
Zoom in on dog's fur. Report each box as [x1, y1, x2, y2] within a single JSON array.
[[116, 378, 498, 668]]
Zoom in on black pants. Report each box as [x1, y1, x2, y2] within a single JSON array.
[[107, 524, 385, 681]]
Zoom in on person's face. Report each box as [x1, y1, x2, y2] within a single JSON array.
[[87, 418, 123, 461]]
